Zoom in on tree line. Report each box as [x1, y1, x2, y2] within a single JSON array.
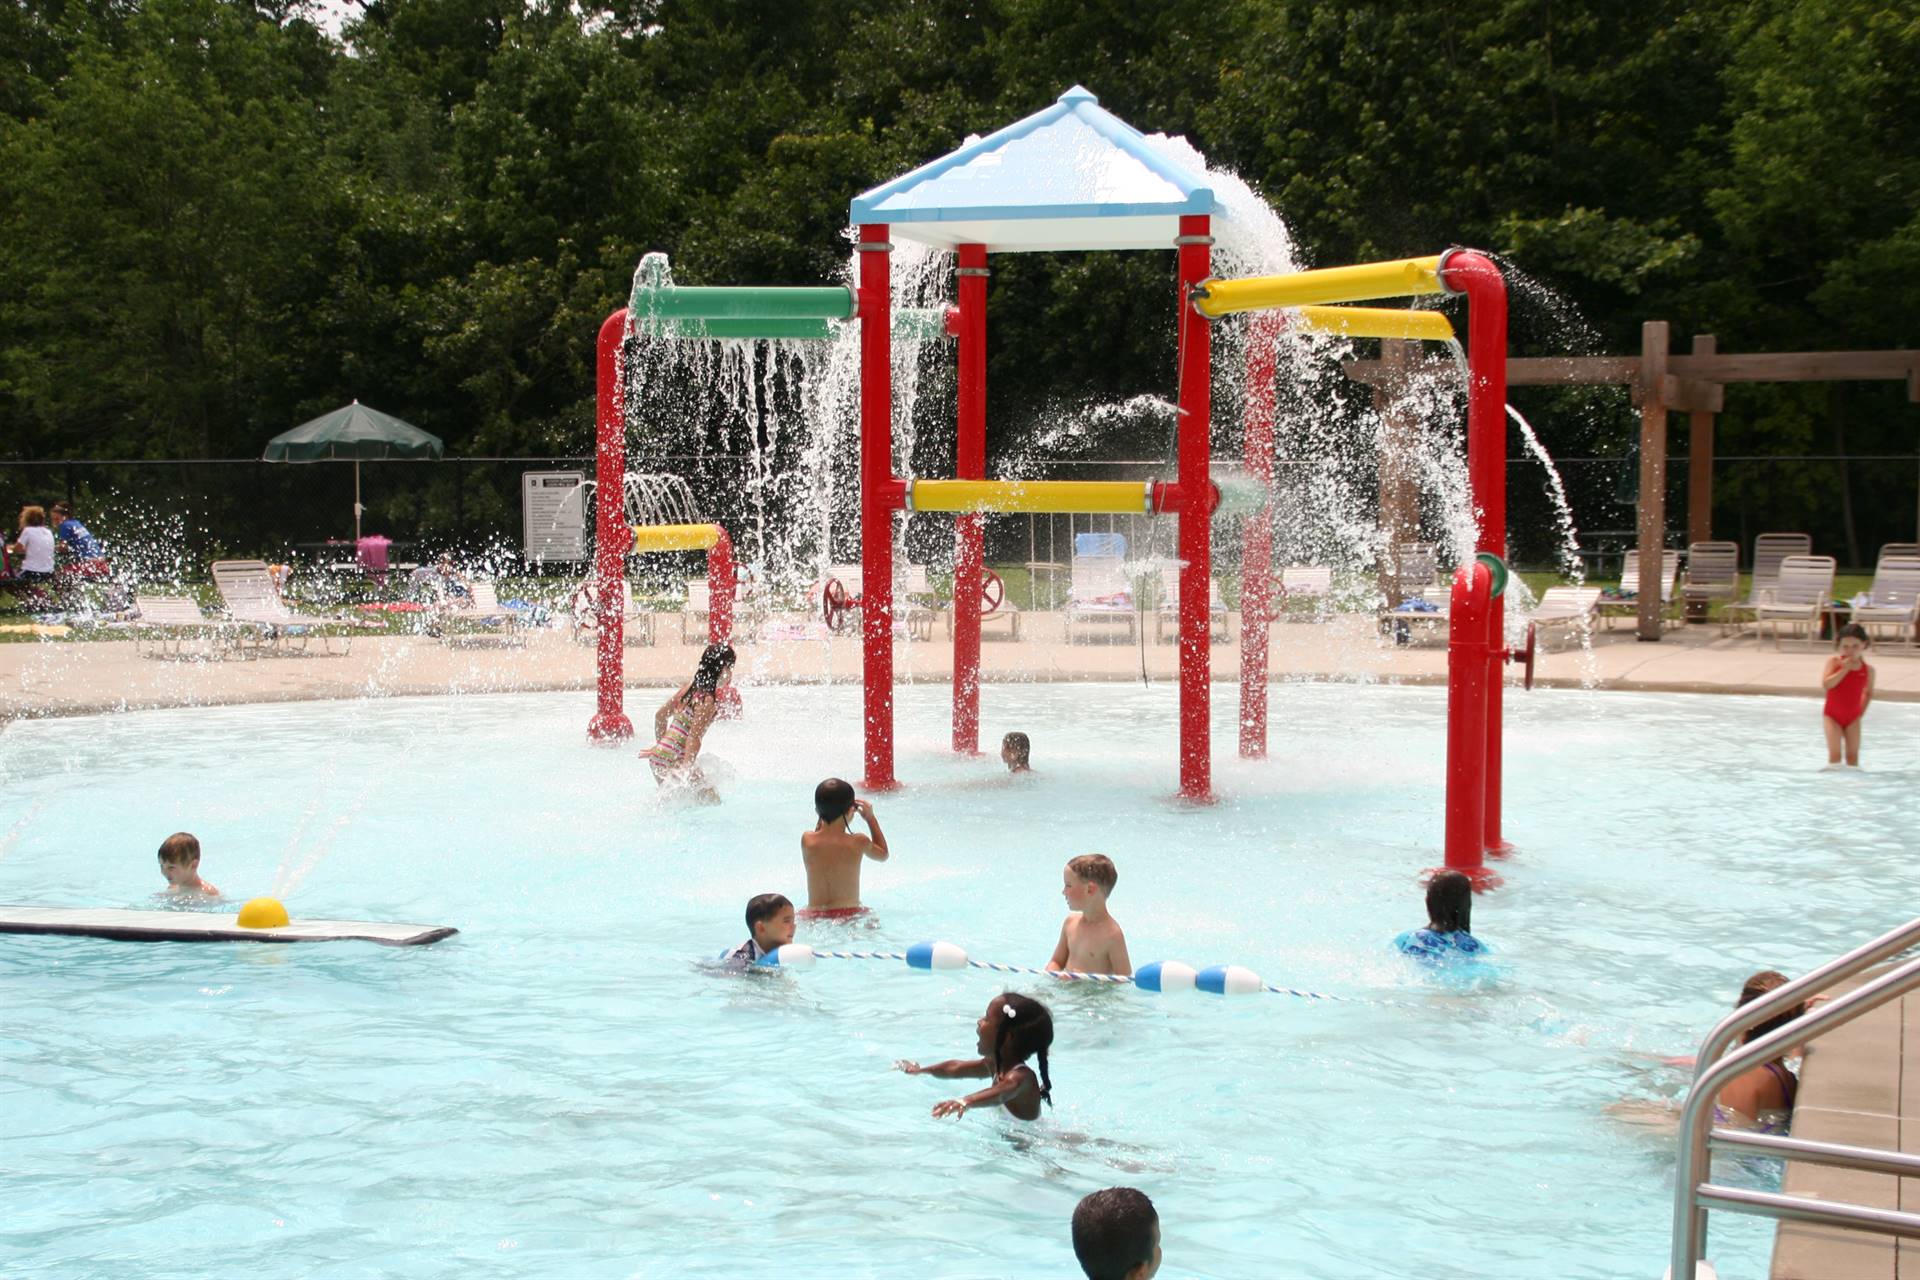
[[2, 0, 1914, 558]]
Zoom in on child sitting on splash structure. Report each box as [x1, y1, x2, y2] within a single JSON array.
[[896, 991, 1055, 1121], [157, 832, 220, 899], [799, 778, 889, 918], [1047, 853, 1131, 977], [1394, 869, 1486, 961], [720, 893, 794, 970]]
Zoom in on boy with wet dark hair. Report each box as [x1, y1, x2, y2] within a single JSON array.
[[1001, 731, 1031, 773], [720, 893, 794, 968], [800, 778, 889, 917], [157, 832, 220, 899], [1072, 1187, 1161, 1280]]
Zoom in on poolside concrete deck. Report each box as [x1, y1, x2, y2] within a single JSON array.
[[1771, 982, 1920, 1279], [0, 610, 1914, 721]]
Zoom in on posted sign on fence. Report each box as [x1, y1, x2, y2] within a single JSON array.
[[521, 471, 586, 563]]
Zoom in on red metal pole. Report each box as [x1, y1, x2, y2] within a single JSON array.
[[1440, 562, 1500, 888], [707, 527, 735, 647], [588, 307, 632, 741], [858, 224, 899, 790], [1176, 214, 1213, 801], [952, 243, 988, 755], [1239, 314, 1280, 758], [1440, 251, 1511, 855]]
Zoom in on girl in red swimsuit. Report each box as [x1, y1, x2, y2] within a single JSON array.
[[1819, 623, 1875, 767]]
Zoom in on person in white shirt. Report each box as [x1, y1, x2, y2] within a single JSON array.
[[7, 506, 56, 585]]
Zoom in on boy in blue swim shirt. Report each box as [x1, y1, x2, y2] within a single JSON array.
[[721, 893, 795, 969], [1395, 870, 1487, 961]]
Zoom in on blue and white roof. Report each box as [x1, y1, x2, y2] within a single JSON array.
[[849, 86, 1221, 253]]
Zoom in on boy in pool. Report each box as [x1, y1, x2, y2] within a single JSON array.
[[1001, 731, 1032, 773], [1394, 869, 1486, 961], [800, 778, 889, 918], [1072, 1187, 1162, 1280], [1046, 853, 1131, 977], [720, 893, 794, 969], [157, 832, 219, 899]]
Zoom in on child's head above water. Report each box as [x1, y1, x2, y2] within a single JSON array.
[[813, 777, 856, 826], [1834, 621, 1870, 657], [157, 832, 205, 891], [744, 892, 795, 951], [1425, 869, 1472, 933], [1737, 969, 1806, 1044], [977, 992, 1053, 1106], [1001, 731, 1031, 772], [1072, 1186, 1162, 1280], [1063, 853, 1117, 907]]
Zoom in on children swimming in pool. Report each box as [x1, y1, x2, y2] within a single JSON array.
[[800, 778, 889, 917], [1047, 853, 1131, 976], [1820, 622, 1874, 767], [1072, 1187, 1162, 1280], [641, 644, 735, 802], [896, 991, 1054, 1121], [1394, 869, 1486, 961], [1001, 731, 1031, 773], [156, 832, 219, 899], [719, 893, 794, 969], [1715, 969, 1807, 1128]]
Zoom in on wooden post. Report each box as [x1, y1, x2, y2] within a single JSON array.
[[1375, 338, 1419, 606], [1685, 334, 1717, 620], [1636, 321, 1670, 642]]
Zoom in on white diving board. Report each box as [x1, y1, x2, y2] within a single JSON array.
[[0, 906, 457, 947]]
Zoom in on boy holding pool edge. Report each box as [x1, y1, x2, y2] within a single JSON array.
[[1047, 854, 1131, 977]]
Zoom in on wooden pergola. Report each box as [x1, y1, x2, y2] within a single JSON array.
[[1351, 328, 1920, 640]]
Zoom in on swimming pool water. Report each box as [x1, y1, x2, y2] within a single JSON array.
[[1, 681, 1912, 1279]]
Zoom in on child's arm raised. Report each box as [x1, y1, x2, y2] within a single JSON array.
[[853, 799, 889, 860], [895, 1056, 989, 1079], [931, 1066, 1034, 1119]]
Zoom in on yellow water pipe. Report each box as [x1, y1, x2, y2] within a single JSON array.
[[632, 523, 722, 553], [1297, 305, 1454, 342], [1192, 255, 1446, 318], [904, 479, 1153, 515]]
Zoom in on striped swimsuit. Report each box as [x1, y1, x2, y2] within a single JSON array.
[[643, 692, 711, 769]]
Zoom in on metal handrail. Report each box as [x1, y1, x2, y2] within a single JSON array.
[[1670, 926, 1920, 1280]]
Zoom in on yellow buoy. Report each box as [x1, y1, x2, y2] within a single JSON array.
[[236, 897, 290, 930]]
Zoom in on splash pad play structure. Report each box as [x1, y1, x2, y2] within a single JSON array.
[[586, 87, 1519, 883]]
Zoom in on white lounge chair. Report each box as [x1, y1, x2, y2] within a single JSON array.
[[1722, 532, 1813, 636], [1681, 541, 1741, 616], [570, 579, 652, 647], [1528, 586, 1601, 646], [942, 566, 1023, 642], [1278, 565, 1333, 622], [1065, 556, 1137, 643], [210, 560, 353, 655], [1850, 554, 1920, 652], [1153, 564, 1231, 643], [1598, 550, 1680, 629], [1390, 542, 1442, 606], [430, 581, 525, 645], [1755, 554, 1837, 649], [121, 594, 259, 660]]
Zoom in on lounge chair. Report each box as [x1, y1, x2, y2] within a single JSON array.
[[900, 563, 939, 642], [1391, 542, 1442, 606], [1064, 556, 1137, 643], [121, 594, 258, 660], [1850, 554, 1920, 651], [1680, 541, 1741, 617], [1598, 550, 1680, 629], [1527, 586, 1601, 647], [1278, 565, 1333, 622], [1153, 564, 1231, 643], [1722, 532, 1813, 636], [1754, 554, 1837, 649], [570, 579, 652, 647], [210, 560, 353, 655], [429, 581, 525, 645]]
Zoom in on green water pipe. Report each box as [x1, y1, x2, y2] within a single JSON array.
[[629, 309, 952, 343], [630, 283, 856, 323]]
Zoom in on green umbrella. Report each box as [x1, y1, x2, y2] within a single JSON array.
[[263, 401, 444, 541]]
